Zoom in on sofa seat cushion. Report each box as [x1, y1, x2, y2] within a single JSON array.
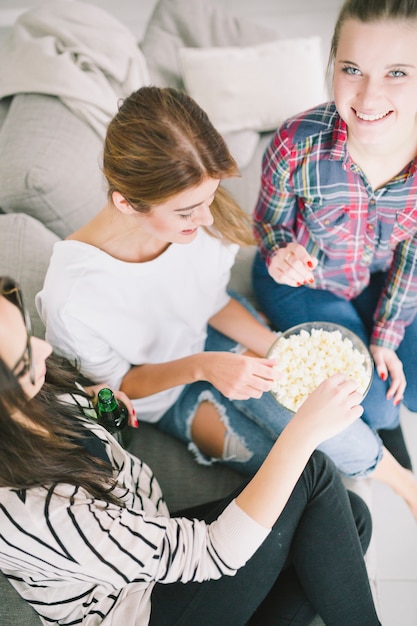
[[0, 572, 41, 626]]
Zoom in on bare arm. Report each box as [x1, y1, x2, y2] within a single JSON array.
[[236, 374, 364, 527], [208, 297, 277, 357], [120, 350, 277, 401]]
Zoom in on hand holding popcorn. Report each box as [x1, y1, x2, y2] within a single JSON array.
[[268, 324, 372, 412], [294, 373, 365, 445]]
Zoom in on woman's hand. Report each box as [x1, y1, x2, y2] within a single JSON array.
[[268, 242, 318, 286], [199, 351, 277, 400], [294, 373, 364, 446], [236, 373, 364, 528], [370, 345, 406, 406], [85, 383, 139, 428]]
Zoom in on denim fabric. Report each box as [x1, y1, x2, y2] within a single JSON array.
[[157, 291, 382, 479], [150, 452, 381, 626], [252, 250, 417, 422]]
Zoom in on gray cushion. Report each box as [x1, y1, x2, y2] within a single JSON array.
[[0, 93, 107, 239], [0, 572, 41, 626], [141, 0, 279, 90], [0, 213, 59, 337], [0, 95, 11, 129]]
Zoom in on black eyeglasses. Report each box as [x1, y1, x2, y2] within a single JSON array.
[[1, 277, 35, 385]]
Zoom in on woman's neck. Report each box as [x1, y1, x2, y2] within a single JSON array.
[[347, 134, 417, 190], [66, 205, 169, 263]]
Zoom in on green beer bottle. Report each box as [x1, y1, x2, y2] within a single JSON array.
[[95, 388, 129, 434]]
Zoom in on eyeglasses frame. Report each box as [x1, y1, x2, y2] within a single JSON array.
[[1, 279, 35, 386]]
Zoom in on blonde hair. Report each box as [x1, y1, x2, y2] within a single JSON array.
[[103, 86, 255, 246]]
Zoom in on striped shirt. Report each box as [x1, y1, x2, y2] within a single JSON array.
[[253, 102, 417, 350], [0, 417, 268, 625]]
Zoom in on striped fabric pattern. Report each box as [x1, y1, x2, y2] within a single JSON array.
[[253, 103, 417, 350], [0, 419, 268, 625]]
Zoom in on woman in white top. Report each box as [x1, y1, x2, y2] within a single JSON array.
[[36, 87, 417, 517], [0, 275, 380, 625]]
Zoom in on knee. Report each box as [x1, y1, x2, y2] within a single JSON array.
[[347, 491, 372, 555], [190, 396, 254, 465]]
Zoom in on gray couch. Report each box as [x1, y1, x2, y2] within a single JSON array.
[[0, 1, 372, 624]]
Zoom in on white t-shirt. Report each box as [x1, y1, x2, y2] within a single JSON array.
[[36, 229, 238, 422]]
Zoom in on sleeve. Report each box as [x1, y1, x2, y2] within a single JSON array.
[[372, 234, 417, 350], [37, 281, 131, 389], [34, 488, 270, 588], [51, 312, 131, 389], [252, 125, 299, 266]]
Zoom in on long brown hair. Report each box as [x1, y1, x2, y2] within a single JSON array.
[[0, 278, 122, 504], [103, 86, 255, 246]]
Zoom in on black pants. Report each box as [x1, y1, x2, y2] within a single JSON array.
[[149, 451, 381, 626]]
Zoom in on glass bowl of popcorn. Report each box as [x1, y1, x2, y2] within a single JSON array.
[[266, 321, 374, 412]]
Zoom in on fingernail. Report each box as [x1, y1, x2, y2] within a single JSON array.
[[394, 399, 401, 406], [132, 408, 136, 416], [133, 417, 139, 428], [380, 372, 387, 381], [307, 260, 313, 268], [297, 282, 302, 286], [309, 278, 314, 284]]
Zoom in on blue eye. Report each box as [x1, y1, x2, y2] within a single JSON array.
[[389, 69, 406, 78], [342, 65, 361, 76]]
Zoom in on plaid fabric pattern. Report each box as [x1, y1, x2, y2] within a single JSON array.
[[253, 103, 417, 349]]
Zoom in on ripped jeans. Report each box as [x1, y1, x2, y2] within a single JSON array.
[[157, 295, 383, 479]]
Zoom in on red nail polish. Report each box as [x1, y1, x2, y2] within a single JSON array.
[[380, 372, 387, 381], [309, 278, 314, 284], [296, 282, 301, 286], [394, 399, 401, 406], [307, 261, 313, 268]]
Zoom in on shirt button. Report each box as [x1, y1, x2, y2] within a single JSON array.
[[362, 247, 373, 264]]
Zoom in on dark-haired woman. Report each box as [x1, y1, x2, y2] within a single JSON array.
[[0, 276, 380, 625]]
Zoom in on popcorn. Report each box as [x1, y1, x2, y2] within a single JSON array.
[[269, 327, 371, 412]]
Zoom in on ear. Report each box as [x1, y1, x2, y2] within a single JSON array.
[[112, 191, 137, 215]]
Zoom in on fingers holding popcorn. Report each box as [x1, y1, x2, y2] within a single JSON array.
[[268, 242, 317, 286], [296, 374, 365, 444]]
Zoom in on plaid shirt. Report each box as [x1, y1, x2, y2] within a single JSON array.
[[253, 103, 417, 350]]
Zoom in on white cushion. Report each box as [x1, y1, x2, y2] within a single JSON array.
[[179, 37, 326, 133]]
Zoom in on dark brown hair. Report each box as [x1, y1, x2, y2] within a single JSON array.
[[0, 278, 122, 504]]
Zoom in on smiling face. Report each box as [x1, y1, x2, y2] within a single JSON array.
[[333, 18, 417, 153], [119, 177, 220, 246], [0, 296, 52, 400]]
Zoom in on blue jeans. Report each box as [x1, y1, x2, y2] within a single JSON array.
[[252, 250, 417, 425], [157, 292, 382, 479], [150, 452, 380, 626]]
